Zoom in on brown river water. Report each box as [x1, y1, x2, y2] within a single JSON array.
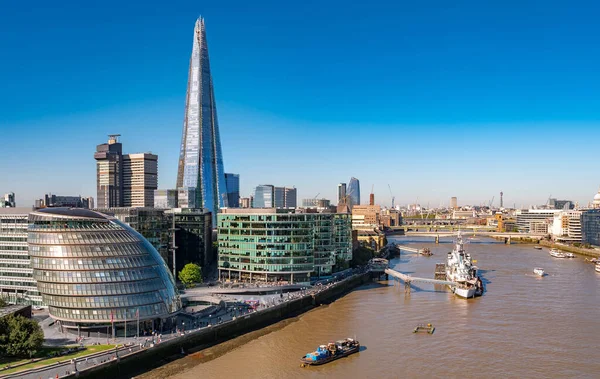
[[161, 237, 600, 379]]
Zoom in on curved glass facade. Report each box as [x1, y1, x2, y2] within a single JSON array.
[[347, 177, 360, 208], [218, 210, 352, 284], [28, 208, 181, 324]]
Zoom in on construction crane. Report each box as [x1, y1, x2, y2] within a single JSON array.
[[488, 196, 495, 208], [314, 193, 320, 199], [388, 184, 395, 209]]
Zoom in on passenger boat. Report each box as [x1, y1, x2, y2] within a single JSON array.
[[595, 263, 600, 273], [300, 338, 360, 366], [533, 268, 545, 277], [549, 249, 566, 258], [564, 252, 575, 258]]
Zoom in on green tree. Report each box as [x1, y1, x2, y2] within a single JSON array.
[[350, 246, 375, 267], [0, 298, 7, 308], [178, 263, 203, 288], [0, 315, 44, 358]]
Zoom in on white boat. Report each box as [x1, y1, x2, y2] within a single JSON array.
[[445, 232, 483, 299], [533, 268, 545, 277], [595, 263, 600, 273], [564, 253, 575, 258], [534, 246, 542, 250], [549, 249, 566, 258]]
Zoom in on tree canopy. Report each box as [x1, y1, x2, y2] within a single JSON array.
[[351, 246, 375, 267], [178, 263, 203, 288], [0, 315, 44, 358]]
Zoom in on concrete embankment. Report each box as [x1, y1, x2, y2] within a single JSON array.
[[539, 240, 600, 258], [71, 272, 371, 379]]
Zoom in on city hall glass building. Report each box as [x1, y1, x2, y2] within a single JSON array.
[[28, 208, 181, 333], [177, 17, 228, 218], [217, 209, 352, 284]]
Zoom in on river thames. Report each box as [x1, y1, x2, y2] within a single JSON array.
[[162, 237, 600, 379]]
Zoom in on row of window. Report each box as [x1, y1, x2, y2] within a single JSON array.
[[30, 242, 147, 257], [29, 220, 120, 231], [36, 279, 165, 296], [49, 303, 167, 321], [218, 263, 314, 273], [31, 255, 155, 270], [43, 292, 166, 309], [33, 268, 162, 283], [28, 231, 138, 245]]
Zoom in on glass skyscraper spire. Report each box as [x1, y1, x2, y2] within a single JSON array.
[[177, 17, 228, 218]]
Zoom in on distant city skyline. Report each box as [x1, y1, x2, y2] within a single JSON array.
[[2, 2, 600, 208]]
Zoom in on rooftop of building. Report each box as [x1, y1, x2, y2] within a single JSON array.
[[0, 304, 31, 318], [32, 207, 108, 220], [0, 207, 36, 215], [220, 208, 293, 214]]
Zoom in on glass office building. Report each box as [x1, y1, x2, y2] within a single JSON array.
[[347, 177, 360, 208], [0, 208, 42, 306], [253, 185, 274, 208], [224, 173, 240, 208], [582, 209, 600, 246], [28, 208, 181, 334], [217, 209, 352, 284], [176, 17, 228, 218]]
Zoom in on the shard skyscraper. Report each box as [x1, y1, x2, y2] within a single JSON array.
[[177, 17, 228, 220]]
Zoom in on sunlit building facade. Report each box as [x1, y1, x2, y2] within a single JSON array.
[[0, 208, 42, 306], [347, 177, 360, 208], [176, 17, 228, 219], [217, 209, 352, 283], [28, 208, 181, 334]]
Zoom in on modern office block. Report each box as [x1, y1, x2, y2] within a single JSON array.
[[94, 135, 156, 209], [94, 135, 123, 208], [217, 209, 352, 283], [122, 153, 158, 207], [224, 173, 240, 208], [0, 208, 42, 306], [347, 177, 360, 208], [177, 187, 199, 209], [253, 185, 274, 208], [43, 194, 90, 208], [154, 189, 178, 209], [582, 209, 600, 246], [2, 192, 16, 208], [274, 187, 296, 208], [338, 183, 346, 205], [95, 207, 212, 277], [168, 208, 213, 272]]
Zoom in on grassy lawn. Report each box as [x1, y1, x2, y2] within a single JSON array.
[[0, 344, 116, 375]]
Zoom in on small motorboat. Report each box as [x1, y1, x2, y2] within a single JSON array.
[[533, 268, 545, 277], [549, 249, 566, 258], [534, 246, 542, 250], [564, 252, 575, 258], [420, 248, 433, 256]]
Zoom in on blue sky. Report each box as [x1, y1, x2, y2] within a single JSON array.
[[1, 0, 599, 208]]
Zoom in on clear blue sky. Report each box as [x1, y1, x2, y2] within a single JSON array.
[[1, 0, 599, 208]]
